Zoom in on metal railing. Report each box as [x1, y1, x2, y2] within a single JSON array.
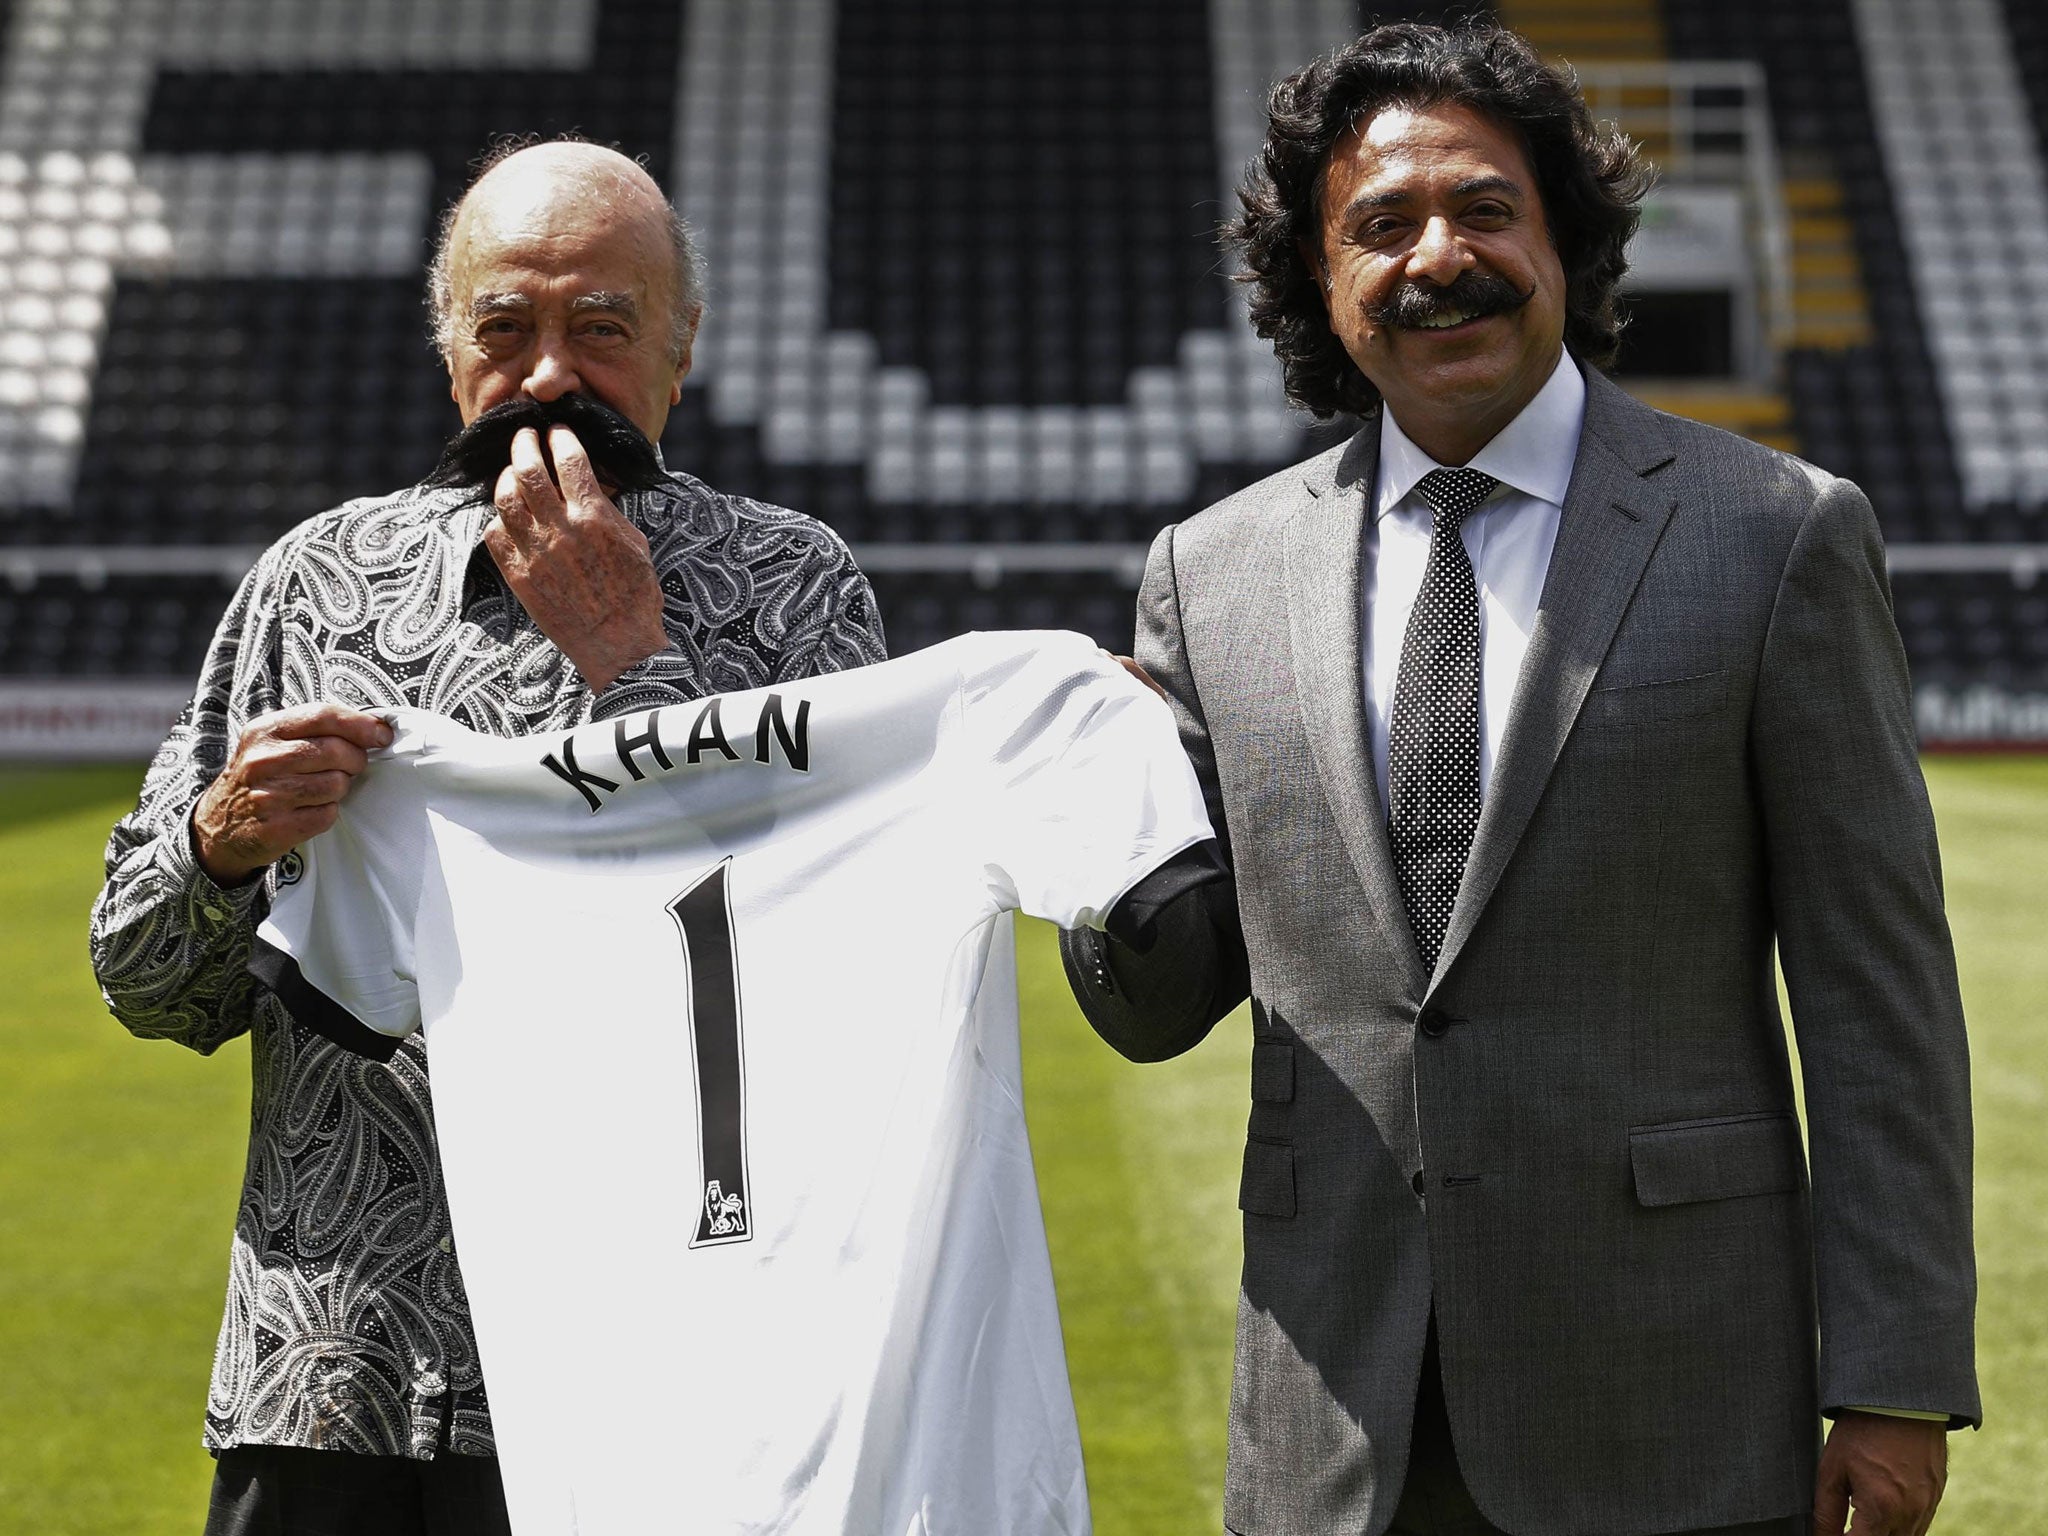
[[5, 541, 2045, 591], [1574, 60, 1796, 376]]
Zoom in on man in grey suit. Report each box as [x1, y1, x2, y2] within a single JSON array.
[[1062, 22, 1977, 1536]]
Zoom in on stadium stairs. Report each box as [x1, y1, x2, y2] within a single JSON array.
[[1499, 0, 1811, 456], [1665, 0, 2048, 729]]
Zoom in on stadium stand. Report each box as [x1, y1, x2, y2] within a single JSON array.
[[2009, 0, 2048, 160], [1661, 0, 2047, 735], [0, 0, 2041, 750], [1853, 0, 2048, 511]]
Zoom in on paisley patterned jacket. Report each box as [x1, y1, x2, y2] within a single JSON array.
[[89, 471, 886, 1458]]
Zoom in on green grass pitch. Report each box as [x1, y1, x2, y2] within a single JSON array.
[[2, 758, 2042, 1532]]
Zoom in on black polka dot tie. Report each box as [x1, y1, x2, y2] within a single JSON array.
[[1388, 466, 1496, 972]]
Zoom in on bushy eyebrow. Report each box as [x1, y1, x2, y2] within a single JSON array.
[[570, 292, 639, 324], [466, 291, 641, 324], [468, 291, 532, 322], [1449, 175, 1523, 203], [1341, 173, 1525, 225]]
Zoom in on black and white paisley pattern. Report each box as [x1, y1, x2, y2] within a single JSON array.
[[90, 468, 886, 1459]]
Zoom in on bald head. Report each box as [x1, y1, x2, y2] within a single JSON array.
[[428, 139, 703, 367], [432, 137, 706, 445]]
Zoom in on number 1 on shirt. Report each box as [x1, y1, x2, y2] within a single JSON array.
[[667, 858, 753, 1247]]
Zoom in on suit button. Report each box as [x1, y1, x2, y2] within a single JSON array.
[[1411, 1170, 1426, 1196], [1417, 1007, 1450, 1038]]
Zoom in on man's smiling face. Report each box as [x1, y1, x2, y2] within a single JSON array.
[[1309, 100, 1567, 464]]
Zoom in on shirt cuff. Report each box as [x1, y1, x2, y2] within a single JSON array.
[[171, 810, 269, 929], [589, 645, 707, 716], [1838, 1406, 1953, 1422]]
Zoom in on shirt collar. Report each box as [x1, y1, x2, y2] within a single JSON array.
[[1372, 349, 1587, 523]]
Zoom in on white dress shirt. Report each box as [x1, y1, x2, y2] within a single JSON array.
[[1364, 350, 1585, 816]]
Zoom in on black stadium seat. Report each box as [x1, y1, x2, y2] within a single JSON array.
[[0, 0, 2037, 718]]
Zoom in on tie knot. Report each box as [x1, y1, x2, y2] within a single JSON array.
[[1414, 467, 1498, 529]]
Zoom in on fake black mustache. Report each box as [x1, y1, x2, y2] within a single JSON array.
[[423, 392, 668, 494], [1368, 270, 1531, 331]]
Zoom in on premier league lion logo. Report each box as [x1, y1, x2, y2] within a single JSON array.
[[704, 1179, 747, 1238]]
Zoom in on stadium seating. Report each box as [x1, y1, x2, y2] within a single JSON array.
[[1663, 0, 2046, 713], [1664, 0, 1960, 539], [0, 0, 2037, 731], [2010, 0, 2048, 144]]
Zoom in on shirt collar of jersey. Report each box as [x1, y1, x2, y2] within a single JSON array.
[[1371, 349, 1586, 524]]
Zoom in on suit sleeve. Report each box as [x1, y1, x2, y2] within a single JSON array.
[[1059, 524, 1251, 1061], [1750, 475, 1979, 1427]]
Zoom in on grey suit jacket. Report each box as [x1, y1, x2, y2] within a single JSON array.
[[1069, 364, 1978, 1536]]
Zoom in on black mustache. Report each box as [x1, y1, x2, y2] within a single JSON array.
[[1369, 270, 1531, 330], [424, 393, 667, 494]]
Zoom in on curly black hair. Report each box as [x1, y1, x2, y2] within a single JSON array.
[[1225, 21, 1653, 420]]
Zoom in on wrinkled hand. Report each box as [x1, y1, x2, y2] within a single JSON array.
[[484, 423, 668, 692], [192, 703, 394, 885], [1813, 1411, 1947, 1536]]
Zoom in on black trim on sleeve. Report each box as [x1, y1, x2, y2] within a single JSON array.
[[248, 938, 405, 1062], [1066, 839, 1249, 1063], [1106, 839, 1231, 952]]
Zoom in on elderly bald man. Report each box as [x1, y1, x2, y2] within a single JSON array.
[[91, 138, 886, 1535]]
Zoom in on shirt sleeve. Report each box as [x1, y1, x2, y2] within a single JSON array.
[[249, 714, 433, 1061], [961, 632, 1216, 931], [87, 542, 290, 1055]]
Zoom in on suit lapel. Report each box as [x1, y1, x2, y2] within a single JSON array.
[[1285, 428, 1430, 993], [1428, 372, 1678, 992]]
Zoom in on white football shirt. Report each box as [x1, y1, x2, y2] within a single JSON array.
[[254, 630, 1214, 1536]]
